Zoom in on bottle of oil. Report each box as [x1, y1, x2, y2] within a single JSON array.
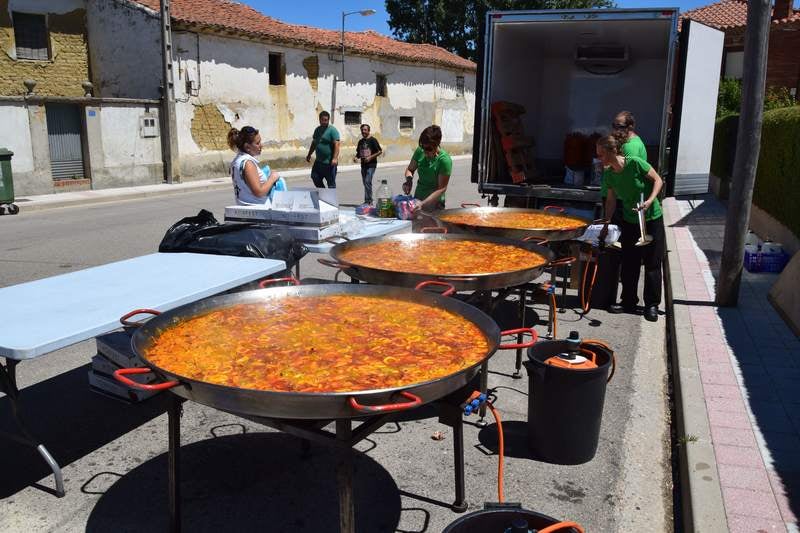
[[376, 179, 394, 218]]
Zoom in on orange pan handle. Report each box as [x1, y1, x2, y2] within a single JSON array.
[[543, 205, 565, 213], [460, 202, 481, 208], [414, 280, 456, 297], [120, 308, 161, 327], [113, 367, 179, 391], [420, 226, 448, 234], [259, 276, 300, 288], [498, 327, 538, 350], [348, 391, 422, 413], [539, 522, 585, 533], [549, 256, 576, 267], [523, 235, 549, 246]]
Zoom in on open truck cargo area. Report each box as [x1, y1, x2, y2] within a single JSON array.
[[472, 9, 723, 216]]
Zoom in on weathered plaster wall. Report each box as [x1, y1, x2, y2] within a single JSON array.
[[170, 30, 475, 179], [0, 0, 89, 97], [87, 0, 162, 99], [84, 103, 163, 189], [0, 102, 33, 173]]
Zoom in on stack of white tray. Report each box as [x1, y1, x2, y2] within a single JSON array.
[[89, 331, 161, 403]]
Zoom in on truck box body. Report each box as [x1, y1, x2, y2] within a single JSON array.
[[472, 9, 723, 212]]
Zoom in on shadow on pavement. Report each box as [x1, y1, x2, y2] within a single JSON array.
[[0, 364, 169, 498], [85, 432, 402, 533], [671, 194, 800, 520]]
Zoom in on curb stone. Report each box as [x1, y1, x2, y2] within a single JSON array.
[[663, 202, 729, 532]]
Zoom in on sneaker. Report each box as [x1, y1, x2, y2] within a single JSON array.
[[645, 306, 658, 322]]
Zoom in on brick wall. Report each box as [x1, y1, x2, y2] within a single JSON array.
[[0, 4, 90, 97], [190, 103, 231, 151], [723, 24, 800, 93], [767, 24, 800, 93]]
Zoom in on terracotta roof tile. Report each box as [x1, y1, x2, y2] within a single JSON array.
[[134, 0, 475, 71], [681, 0, 800, 30]]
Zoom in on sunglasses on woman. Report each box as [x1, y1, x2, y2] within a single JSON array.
[[612, 123, 627, 130]]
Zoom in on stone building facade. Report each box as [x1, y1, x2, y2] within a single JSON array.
[[1, 0, 477, 195]]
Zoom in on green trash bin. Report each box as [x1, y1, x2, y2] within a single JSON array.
[[0, 148, 19, 215]]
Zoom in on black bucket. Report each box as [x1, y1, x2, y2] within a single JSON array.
[[442, 503, 581, 533], [525, 338, 614, 465]]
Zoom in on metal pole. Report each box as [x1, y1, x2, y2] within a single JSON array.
[[160, 0, 180, 184], [716, 0, 771, 306], [335, 419, 355, 533], [168, 396, 182, 533], [341, 12, 346, 82]]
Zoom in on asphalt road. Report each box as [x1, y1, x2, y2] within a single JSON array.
[[0, 159, 672, 532]]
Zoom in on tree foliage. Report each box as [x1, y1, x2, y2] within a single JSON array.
[[386, 0, 616, 62]]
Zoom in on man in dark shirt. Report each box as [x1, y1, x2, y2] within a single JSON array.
[[353, 123, 383, 205]]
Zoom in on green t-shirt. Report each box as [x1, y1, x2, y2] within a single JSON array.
[[601, 135, 648, 198], [412, 147, 452, 204], [604, 156, 663, 224], [312, 125, 340, 165]]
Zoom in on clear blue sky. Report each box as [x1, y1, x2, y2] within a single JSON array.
[[247, 0, 799, 35]]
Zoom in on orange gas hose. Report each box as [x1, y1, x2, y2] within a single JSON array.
[[487, 402, 504, 503], [550, 293, 558, 339], [580, 257, 598, 313], [539, 521, 585, 533]]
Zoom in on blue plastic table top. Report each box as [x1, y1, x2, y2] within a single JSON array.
[[0, 252, 286, 360]]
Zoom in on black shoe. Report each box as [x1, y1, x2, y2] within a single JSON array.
[[608, 303, 636, 314], [645, 306, 658, 322]]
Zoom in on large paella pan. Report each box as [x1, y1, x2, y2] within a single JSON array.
[[432, 205, 592, 241], [114, 282, 534, 420], [319, 233, 555, 291]]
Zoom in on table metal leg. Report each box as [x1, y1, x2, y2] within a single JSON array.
[[335, 419, 355, 533], [294, 261, 300, 279], [0, 358, 65, 497], [168, 395, 182, 533]]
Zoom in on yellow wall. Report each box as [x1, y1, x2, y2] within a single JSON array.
[[0, 3, 89, 97]]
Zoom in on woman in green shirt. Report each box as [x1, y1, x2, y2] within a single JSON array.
[[598, 135, 665, 322], [403, 125, 452, 229], [601, 111, 648, 220]]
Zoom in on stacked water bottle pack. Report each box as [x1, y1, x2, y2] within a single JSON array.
[[743, 230, 788, 273]]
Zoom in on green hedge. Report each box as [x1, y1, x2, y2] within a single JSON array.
[[711, 107, 800, 237], [753, 106, 800, 239], [710, 114, 739, 179]]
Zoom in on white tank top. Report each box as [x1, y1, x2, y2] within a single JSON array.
[[230, 152, 268, 205]]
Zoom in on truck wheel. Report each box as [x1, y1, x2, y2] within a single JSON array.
[[8, 204, 19, 215]]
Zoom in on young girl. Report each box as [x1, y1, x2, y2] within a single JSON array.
[[597, 135, 665, 322], [228, 126, 282, 205]]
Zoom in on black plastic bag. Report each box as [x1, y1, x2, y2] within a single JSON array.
[[158, 209, 308, 267]]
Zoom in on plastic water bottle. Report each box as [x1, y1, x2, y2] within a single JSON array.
[[376, 179, 394, 218]]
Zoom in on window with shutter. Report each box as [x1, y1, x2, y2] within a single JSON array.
[[13, 12, 50, 61]]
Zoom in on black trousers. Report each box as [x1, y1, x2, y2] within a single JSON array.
[[619, 216, 665, 308]]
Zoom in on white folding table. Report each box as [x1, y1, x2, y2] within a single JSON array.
[[0, 252, 287, 496]]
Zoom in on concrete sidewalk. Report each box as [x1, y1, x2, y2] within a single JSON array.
[[665, 195, 800, 533], [9, 156, 472, 213]]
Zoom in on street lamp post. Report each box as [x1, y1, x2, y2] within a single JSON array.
[[340, 9, 376, 81]]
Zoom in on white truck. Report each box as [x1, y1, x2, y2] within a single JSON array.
[[471, 8, 725, 216]]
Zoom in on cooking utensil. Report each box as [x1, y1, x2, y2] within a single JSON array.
[[430, 205, 592, 241], [635, 193, 653, 247], [114, 283, 536, 420], [319, 233, 555, 291]]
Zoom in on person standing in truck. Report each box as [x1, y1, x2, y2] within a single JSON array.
[[597, 135, 665, 322], [306, 111, 340, 189], [601, 111, 648, 220], [353, 123, 383, 205]]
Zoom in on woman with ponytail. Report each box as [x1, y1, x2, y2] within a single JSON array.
[[228, 126, 282, 205], [597, 135, 665, 322]]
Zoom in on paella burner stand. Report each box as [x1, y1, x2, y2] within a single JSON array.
[[166, 385, 475, 533]]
